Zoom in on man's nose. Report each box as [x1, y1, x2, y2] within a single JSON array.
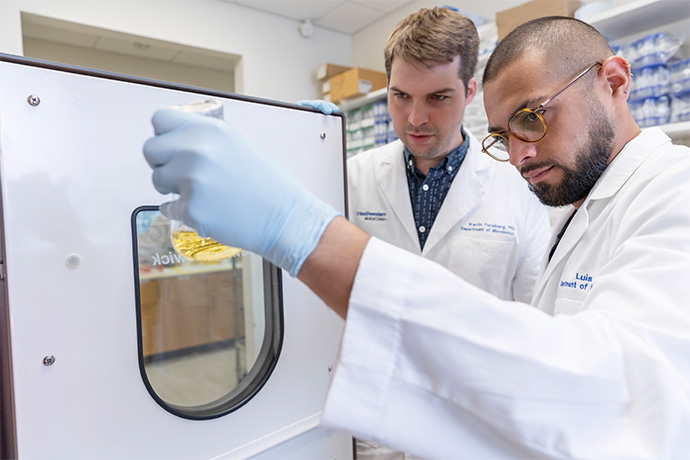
[[408, 100, 429, 126], [509, 137, 538, 167]]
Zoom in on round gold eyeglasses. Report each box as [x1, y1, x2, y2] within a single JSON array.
[[482, 62, 603, 162]]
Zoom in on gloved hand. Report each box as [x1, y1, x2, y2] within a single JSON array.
[[143, 109, 341, 276], [298, 100, 340, 115]]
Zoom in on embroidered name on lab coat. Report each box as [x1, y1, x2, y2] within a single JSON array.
[[560, 272, 594, 291], [460, 222, 516, 236], [356, 211, 388, 222]]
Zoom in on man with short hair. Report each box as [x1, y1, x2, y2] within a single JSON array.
[[144, 16, 690, 459], [347, 9, 548, 457], [348, 7, 550, 306]]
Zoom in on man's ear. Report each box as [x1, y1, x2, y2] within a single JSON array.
[[465, 77, 478, 106], [600, 55, 632, 106]]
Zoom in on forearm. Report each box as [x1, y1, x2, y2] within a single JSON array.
[[297, 216, 370, 319]]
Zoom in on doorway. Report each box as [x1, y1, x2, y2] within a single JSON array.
[[21, 12, 241, 93]]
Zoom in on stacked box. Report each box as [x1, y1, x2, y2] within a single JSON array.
[[330, 68, 387, 104], [616, 32, 685, 127], [495, 0, 581, 41], [316, 63, 351, 100]]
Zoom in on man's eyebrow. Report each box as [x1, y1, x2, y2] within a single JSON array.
[[487, 95, 547, 134], [389, 86, 457, 95], [432, 87, 457, 94], [487, 124, 505, 134]]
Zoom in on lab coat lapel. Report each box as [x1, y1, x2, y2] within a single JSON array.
[[422, 134, 489, 255], [530, 128, 670, 306], [588, 127, 669, 202], [531, 206, 588, 305], [376, 144, 420, 249], [542, 128, 668, 276]]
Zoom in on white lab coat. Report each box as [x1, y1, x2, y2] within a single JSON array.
[[323, 128, 690, 459], [347, 133, 551, 303]]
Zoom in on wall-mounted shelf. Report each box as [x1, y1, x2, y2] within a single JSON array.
[[660, 121, 690, 139], [339, 87, 387, 112], [585, 0, 690, 39]]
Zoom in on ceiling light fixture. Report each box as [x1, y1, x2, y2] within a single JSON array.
[[298, 18, 313, 38]]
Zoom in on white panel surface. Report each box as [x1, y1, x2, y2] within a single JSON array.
[[0, 57, 351, 459]]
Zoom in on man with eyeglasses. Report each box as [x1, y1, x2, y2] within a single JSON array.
[[144, 16, 690, 459], [305, 7, 551, 314], [345, 7, 550, 308]]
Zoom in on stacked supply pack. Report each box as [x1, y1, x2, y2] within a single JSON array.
[[669, 58, 690, 123], [345, 99, 397, 158], [615, 32, 686, 127]]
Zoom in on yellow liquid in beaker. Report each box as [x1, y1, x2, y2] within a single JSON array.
[[171, 230, 243, 262]]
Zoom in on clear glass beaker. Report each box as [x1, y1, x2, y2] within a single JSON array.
[[167, 99, 243, 263]]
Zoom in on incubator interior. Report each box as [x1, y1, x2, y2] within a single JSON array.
[[132, 207, 281, 419]]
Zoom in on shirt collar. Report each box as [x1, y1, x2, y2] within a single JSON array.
[[403, 126, 470, 177], [587, 127, 671, 203]]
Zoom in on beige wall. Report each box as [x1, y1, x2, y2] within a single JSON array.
[[350, 0, 526, 73], [0, 0, 352, 103]]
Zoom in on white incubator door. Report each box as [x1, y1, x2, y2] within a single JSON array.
[[0, 54, 352, 459]]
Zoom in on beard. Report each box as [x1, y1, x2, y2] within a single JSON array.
[[526, 106, 615, 207]]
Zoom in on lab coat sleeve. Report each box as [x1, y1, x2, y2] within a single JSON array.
[[321, 231, 690, 458]]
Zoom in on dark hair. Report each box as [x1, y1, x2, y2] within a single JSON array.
[[483, 16, 613, 87], [384, 7, 479, 94]]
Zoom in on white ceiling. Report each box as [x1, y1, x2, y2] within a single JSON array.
[[226, 0, 417, 34], [20, 1, 418, 73]]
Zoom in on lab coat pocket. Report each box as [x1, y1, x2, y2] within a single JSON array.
[[448, 237, 516, 297], [554, 297, 585, 316]]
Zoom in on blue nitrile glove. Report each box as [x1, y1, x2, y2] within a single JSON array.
[[298, 100, 340, 115], [143, 109, 341, 276]]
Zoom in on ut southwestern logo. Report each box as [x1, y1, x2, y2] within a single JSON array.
[[560, 272, 594, 291], [357, 211, 387, 222]]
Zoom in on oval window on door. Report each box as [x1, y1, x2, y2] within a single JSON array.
[[131, 206, 283, 420]]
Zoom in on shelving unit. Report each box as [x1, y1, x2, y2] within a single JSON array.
[[586, 0, 690, 143], [339, 86, 386, 112], [340, 0, 690, 149], [586, 0, 689, 39], [661, 121, 690, 138]]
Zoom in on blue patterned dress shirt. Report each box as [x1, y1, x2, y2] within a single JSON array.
[[404, 127, 470, 249]]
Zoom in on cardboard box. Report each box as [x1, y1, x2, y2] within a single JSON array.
[[329, 67, 387, 104], [316, 62, 351, 81], [496, 0, 581, 41]]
